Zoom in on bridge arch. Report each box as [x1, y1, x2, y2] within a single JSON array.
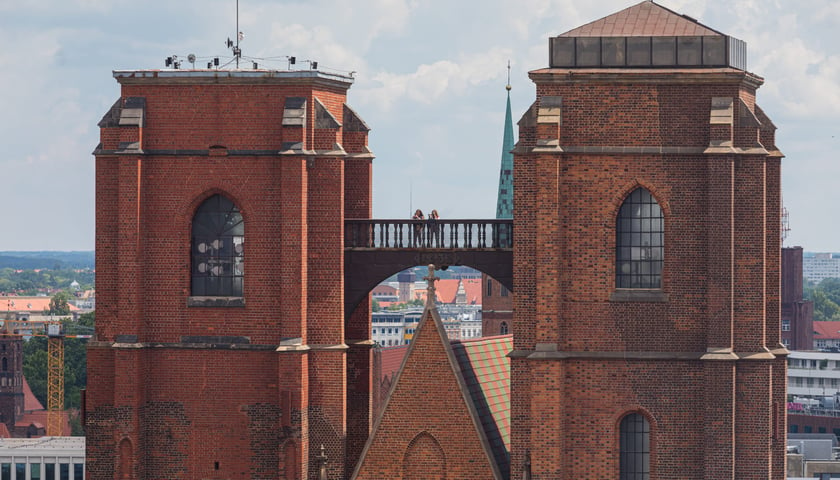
[[344, 218, 513, 320]]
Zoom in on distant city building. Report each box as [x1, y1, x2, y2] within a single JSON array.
[[814, 322, 840, 351], [786, 434, 840, 478], [787, 351, 840, 450], [788, 351, 840, 399], [396, 270, 416, 303], [783, 247, 815, 350], [804, 253, 840, 283], [372, 304, 482, 346], [0, 437, 85, 479]]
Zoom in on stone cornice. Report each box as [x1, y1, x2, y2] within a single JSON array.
[[529, 67, 764, 89], [113, 69, 353, 90], [508, 348, 778, 361], [513, 144, 774, 156]]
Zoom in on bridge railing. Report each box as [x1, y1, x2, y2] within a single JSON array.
[[345, 219, 513, 249]]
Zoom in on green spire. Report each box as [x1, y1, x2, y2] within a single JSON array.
[[495, 65, 514, 220]]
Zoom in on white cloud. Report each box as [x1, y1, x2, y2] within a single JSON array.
[[357, 47, 512, 111], [266, 23, 365, 73]]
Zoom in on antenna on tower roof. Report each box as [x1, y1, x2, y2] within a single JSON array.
[[226, 0, 243, 68]]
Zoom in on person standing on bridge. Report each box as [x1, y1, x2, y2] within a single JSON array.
[[428, 209, 440, 247], [412, 209, 425, 246]]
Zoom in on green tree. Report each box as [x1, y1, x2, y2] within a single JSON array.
[[23, 337, 48, 407], [48, 291, 71, 315], [806, 280, 840, 322], [371, 298, 381, 312], [21, 312, 93, 436]]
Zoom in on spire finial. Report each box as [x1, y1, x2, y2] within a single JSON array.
[[506, 60, 512, 91], [424, 265, 440, 308]]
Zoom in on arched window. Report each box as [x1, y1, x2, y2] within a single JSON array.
[[117, 438, 133, 480], [620, 413, 651, 480], [500, 322, 509, 335], [403, 432, 445, 480], [191, 194, 244, 296], [616, 188, 663, 289]]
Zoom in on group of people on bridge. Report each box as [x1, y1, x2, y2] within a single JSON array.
[[412, 209, 442, 247]]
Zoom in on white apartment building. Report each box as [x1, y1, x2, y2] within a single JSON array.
[[372, 305, 483, 346], [804, 253, 840, 284], [0, 437, 84, 480], [788, 351, 840, 398]]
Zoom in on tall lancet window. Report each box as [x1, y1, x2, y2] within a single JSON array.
[[620, 413, 651, 480], [616, 188, 664, 289], [191, 194, 244, 297]]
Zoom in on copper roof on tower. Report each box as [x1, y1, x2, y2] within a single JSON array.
[[548, 0, 747, 70], [560, 1, 721, 37]]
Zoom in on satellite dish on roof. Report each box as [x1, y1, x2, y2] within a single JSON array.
[[187, 54, 196, 67]]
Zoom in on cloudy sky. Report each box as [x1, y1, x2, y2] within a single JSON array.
[[0, 0, 838, 251]]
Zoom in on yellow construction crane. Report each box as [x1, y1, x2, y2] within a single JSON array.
[[46, 323, 64, 436], [0, 317, 90, 437]]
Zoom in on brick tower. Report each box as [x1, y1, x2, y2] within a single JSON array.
[[512, 1, 786, 478], [0, 320, 23, 434], [87, 69, 373, 479]]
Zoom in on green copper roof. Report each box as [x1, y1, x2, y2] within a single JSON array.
[[496, 89, 514, 219]]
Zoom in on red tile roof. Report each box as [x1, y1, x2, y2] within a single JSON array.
[[814, 321, 840, 340], [1, 297, 79, 313], [371, 285, 397, 296], [0, 423, 10, 438], [16, 411, 72, 436], [452, 334, 513, 473], [22, 377, 44, 412], [560, 1, 721, 37], [426, 278, 482, 305], [379, 345, 409, 383]]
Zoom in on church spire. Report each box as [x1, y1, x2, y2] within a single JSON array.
[[496, 61, 514, 219]]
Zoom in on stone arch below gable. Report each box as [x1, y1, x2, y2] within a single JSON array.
[[403, 432, 446, 480]]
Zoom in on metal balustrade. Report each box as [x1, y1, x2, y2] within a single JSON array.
[[345, 219, 513, 250]]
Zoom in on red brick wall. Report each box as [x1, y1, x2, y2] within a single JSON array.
[[353, 312, 499, 480], [512, 68, 784, 478], [482, 274, 512, 337], [88, 73, 369, 480]]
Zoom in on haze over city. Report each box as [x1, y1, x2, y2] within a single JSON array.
[[0, 0, 837, 251]]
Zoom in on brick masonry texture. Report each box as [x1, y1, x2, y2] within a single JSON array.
[[353, 307, 500, 480], [88, 73, 372, 480], [511, 66, 786, 478], [88, 37, 785, 480]]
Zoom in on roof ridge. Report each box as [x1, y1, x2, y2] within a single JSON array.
[[558, 0, 723, 38]]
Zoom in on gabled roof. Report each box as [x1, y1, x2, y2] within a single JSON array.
[[560, 0, 722, 37], [415, 278, 483, 305], [353, 271, 507, 479]]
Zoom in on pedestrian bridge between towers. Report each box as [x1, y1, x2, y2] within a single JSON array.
[[344, 219, 514, 319]]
